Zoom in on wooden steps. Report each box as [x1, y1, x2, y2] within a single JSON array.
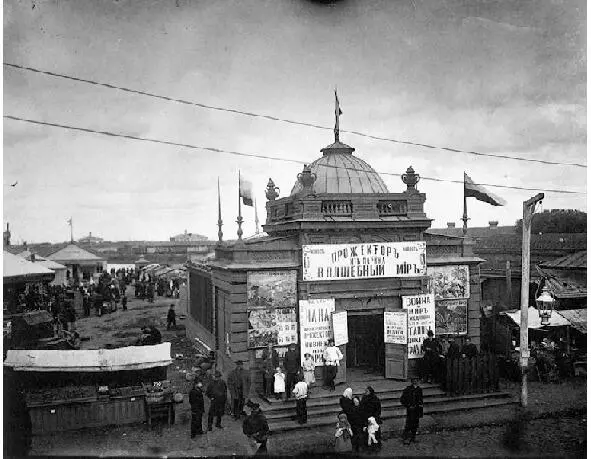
[[261, 378, 516, 433]]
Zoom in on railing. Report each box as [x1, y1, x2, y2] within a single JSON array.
[[321, 200, 352, 216], [377, 200, 407, 217], [445, 353, 499, 395]]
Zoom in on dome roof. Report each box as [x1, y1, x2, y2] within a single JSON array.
[[290, 140, 389, 195]]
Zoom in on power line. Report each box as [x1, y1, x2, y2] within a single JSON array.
[[5, 62, 587, 169], [4, 114, 586, 196]]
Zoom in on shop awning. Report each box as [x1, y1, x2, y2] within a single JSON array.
[[500, 307, 570, 329], [3, 251, 56, 284], [4, 343, 172, 372], [557, 309, 587, 334]]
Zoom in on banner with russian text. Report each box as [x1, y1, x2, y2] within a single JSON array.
[[299, 298, 335, 366], [435, 299, 468, 335], [384, 310, 408, 345], [302, 241, 426, 281], [402, 293, 435, 359]]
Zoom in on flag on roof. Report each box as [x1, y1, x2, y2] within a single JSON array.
[[464, 173, 506, 206], [239, 172, 253, 207]]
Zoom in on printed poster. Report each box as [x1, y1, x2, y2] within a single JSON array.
[[402, 293, 436, 359], [275, 307, 298, 346], [247, 270, 297, 309], [384, 310, 408, 345], [427, 265, 470, 300], [435, 299, 468, 335], [302, 242, 426, 281], [332, 311, 348, 347], [299, 298, 335, 366], [247, 270, 298, 349], [247, 308, 278, 348]]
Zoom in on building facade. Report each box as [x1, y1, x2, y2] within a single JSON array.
[[186, 130, 484, 393]]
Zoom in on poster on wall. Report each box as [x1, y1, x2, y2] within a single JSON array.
[[332, 311, 348, 347], [276, 307, 298, 346], [247, 270, 297, 309], [435, 299, 468, 335], [299, 298, 335, 366], [427, 265, 470, 300], [384, 310, 408, 345], [402, 293, 436, 359], [247, 270, 298, 349], [247, 309, 278, 348], [302, 242, 426, 281]]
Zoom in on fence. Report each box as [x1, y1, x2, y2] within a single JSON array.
[[445, 353, 499, 396]]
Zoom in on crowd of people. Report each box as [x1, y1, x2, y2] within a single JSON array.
[[420, 330, 481, 385], [186, 359, 428, 456]]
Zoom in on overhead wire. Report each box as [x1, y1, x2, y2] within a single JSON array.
[[4, 62, 587, 169], [4, 114, 586, 196]]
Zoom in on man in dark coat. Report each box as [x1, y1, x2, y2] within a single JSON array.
[[261, 343, 279, 397], [166, 304, 177, 330], [421, 330, 441, 383], [461, 337, 479, 358], [228, 360, 251, 419], [243, 402, 270, 455], [447, 339, 460, 359], [400, 377, 423, 445], [189, 381, 205, 437], [283, 343, 300, 399], [206, 371, 228, 430]]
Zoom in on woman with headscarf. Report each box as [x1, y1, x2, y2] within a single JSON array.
[[334, 412, 353, 453], [339, 387, 355, 419]]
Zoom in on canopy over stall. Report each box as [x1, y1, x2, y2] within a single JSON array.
[[3, 251, 55, 284], [5, 342, 172, 372], [17, 250, 68, 286], [500, 307, 570, 329]]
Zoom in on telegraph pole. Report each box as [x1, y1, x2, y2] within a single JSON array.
[[520, 193, 544, 407]]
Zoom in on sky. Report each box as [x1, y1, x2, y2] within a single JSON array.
[[3, 0, 587, 243]]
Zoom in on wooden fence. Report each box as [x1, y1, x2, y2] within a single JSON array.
[[445, 353, 499, 396]]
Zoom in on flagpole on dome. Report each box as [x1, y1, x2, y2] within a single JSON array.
[[237, 170, 244, 241], [334, 87, 342, 143]]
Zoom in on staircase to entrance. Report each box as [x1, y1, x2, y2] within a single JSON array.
[[254, 369, 516, 433]]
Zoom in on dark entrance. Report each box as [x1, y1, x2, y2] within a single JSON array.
[[346, 312, 385, 373]]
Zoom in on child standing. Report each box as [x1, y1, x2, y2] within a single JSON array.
[[273, 367, 286, 400], [302, 353, 316, 391], [335, 412, 353, 453]]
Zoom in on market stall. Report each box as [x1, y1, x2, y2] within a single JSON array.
[[3, 251, 55, 314], [4, 343, 173, 434]]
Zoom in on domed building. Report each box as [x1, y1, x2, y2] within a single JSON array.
[[185, 103, 485, 410]]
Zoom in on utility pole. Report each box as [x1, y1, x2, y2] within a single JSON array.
[[520, 193, 544, 407]]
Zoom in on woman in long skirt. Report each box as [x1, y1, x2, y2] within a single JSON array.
[[302, 353, 316, 391]]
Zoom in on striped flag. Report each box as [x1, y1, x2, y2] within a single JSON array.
[[464, 173, 506, 206], [239, 174, 254, 207]]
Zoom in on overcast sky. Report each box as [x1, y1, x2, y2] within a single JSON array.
[[3, 0, 586, 243]]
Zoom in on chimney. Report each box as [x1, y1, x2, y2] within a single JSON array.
[[447, 222, 456, 228], [489, 221, 499, 228]]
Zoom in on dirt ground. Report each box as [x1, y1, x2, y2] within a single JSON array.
[[29, 293, 587, 457]]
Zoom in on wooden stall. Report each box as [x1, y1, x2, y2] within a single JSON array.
[[4, 343, 172, 434]]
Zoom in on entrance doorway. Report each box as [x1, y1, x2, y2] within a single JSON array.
[[346, 312, 385, 374]]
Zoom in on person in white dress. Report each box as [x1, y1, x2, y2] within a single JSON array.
[[273, 367, 285, 400]]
